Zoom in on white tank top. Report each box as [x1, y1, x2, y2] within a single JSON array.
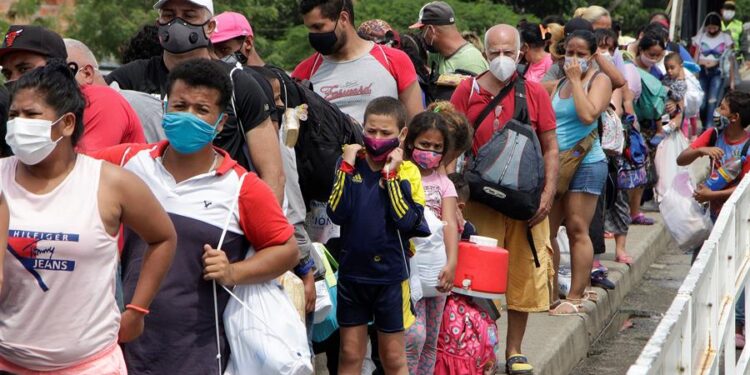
[[0, 155, 120, 371]]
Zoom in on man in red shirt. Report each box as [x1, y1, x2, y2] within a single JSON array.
[[450, 24, 559, 375], [0, 25, 146, 153]]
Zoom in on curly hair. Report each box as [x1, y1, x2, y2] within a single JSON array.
[[120, 24, 163, 64], [427, 101, 472, 159]]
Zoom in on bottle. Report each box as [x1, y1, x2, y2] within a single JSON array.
[[661, 114, 673, 134], [705, 156, 746, 191]]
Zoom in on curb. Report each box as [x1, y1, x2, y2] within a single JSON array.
[[495, 213, 675, 375]]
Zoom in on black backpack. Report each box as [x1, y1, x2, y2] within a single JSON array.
[[267, 66, 364, 206]]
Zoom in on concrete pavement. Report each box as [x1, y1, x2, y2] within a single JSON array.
[[495, 212, 673, 374]]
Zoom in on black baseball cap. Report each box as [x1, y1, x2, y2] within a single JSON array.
[[0, 25, 68, 63], [564, 17, 594, 36], [409, 1, 456, 29]]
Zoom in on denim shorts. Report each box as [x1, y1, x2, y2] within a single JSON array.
[[568, 160, 608, 195]]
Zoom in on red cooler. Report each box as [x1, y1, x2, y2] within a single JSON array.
[[453, 236, 509, 296]]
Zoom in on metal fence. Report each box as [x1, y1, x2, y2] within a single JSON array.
[[628, 174, 750, 375]]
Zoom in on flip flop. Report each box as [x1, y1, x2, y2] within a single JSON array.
[[506, 354, 534, 375]]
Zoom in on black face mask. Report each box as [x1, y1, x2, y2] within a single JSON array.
[[309, 17, 341, 56], [158, 17, 210, 54], [220, 50, 248, 66]]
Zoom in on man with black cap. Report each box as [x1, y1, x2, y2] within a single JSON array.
[[409, 1, 488, 76], [0, 25, 147, 152], [105, 0, 286, 204]]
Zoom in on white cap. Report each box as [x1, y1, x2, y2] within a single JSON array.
[[153, 0, 214, 15], [469, 235, 498, 247]]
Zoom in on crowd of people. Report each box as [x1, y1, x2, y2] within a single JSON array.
[[0, 0, 749, 374]]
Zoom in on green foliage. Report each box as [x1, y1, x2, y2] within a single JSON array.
[[66, 0, 154, 61], [10, 0, 41, 19], [2, 0, 529, 69]]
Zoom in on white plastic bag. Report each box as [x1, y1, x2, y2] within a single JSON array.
[[557, 226, 571, 269], [411, 208, 447, 298], [655, 131, 690, 201], [305, 200, 339, 244], [659, 172, 713, 250], [684, 68, 704, 118], [223, 277, 313, 375], [216, 173, 312, 375], [408, 256, 423, 304]]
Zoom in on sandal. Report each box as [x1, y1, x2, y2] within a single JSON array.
[[506, 354, 534, 375], [631, 213, 655, 225], [616, 254, 634, 265], [549, 299, 586, 316]]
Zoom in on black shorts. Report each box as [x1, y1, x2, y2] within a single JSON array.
[[336, 278, 415, 333]]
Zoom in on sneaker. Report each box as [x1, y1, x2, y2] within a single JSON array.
[[591, 269, 615, 290]]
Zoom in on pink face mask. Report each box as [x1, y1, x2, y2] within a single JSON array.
[[640, 54, 658, 68], [363, 135, 400, 162], [412, 148, 443, 170]]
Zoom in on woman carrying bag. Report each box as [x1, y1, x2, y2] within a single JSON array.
[[548, 30, 613, 316]]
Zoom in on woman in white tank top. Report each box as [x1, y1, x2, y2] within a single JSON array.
[[0, 62, 177, 374]]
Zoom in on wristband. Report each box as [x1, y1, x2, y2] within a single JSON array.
[[340, 160, 355, 174], [381, 169, 397, 180], [126, 304, 150, 315]]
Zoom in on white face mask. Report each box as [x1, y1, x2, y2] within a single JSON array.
[[723, 10, 735, 21], [564, 56, 590, 73], [5, 116, 65, 165], [488, 54, 517, 82], [640, 54, 658, 68]]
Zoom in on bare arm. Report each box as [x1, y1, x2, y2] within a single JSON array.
[[594, 53, 626, 89], [437, 196, 458, 292], [104, 164, 177, 342], [543, 79, 560, 96], [0, 195, 8, 292], [568, 72, 613, 125], [204, 236, 299, 285], [529, 129, 559, 227], [112, 166, 177, 309], [677, 147, 723, 166], [247, 118, 286, 204], [399, 81, 425, 121]]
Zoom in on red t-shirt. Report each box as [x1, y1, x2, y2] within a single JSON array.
[[77, 85, 146, 153], [450, 73, 557, 154]]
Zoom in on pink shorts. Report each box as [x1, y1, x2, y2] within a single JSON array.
[[0, 342, 127, 375]]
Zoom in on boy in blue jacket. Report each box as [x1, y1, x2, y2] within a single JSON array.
[[328, 97, 429, 375]]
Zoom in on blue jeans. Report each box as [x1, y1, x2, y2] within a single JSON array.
[[699, 66, 724, 126], [738, 290, 746, 328]]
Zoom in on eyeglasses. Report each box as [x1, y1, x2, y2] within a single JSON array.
[[492, 105, 503, 130]]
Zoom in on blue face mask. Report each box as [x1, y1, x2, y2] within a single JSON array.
[[162, 110, 224, 154]]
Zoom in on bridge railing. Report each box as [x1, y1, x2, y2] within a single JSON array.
[[628, 174, 750, 375]]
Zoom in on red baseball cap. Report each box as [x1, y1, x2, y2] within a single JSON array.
[[211, 12, 253, 44]]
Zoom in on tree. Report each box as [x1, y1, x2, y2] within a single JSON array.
[[60, 0, 532, 68]]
